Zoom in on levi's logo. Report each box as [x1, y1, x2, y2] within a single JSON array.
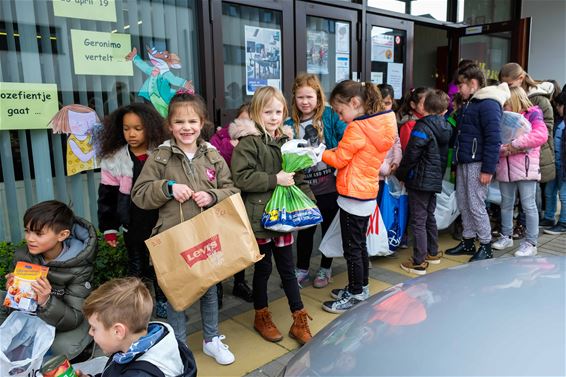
[[181, 234, 222, 267]]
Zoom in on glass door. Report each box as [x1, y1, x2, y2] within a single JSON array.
[[210, 0, 293, 126], [295, 1, 359, 99], [365, 14, 413, 100], [449, 19, 531, 84]]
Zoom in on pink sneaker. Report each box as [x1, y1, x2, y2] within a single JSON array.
[[313, 268, 332, 288], [295, 268, 309, 288]]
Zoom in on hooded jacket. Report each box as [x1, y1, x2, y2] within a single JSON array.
[[98, 145, 158, 241], [131, 139, 239, 235], [399, 112, 424, 151], [322, 110, 397, 200], [455, 83, 511, 174], [97, 322, 197, 377], [230, 120, 314, 239], [396, 114, 452, 193], [527, 82, 556, 182], [4, 217, 97, 359], [495, 106, 548, 182]]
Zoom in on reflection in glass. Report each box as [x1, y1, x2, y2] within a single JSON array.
[[306, 16, 350, 99], [368, 0, 448, 21], [459, 32, 511, 83], [457, 0, 513, 24], [222, 3, 282, 110]]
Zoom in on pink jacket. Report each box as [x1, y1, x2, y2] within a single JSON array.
[[495, 106, 548, 182], [379, 135, 402, 180]]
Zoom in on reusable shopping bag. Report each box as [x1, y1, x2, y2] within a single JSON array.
[[145, 194, 263, 311], [500, 110, 531, 144], [434, 180, 460, 230], [0, 311, 55, 376], [319, 203, 390, 258], [379, 176, 409, 251], [261, 139, 323, 232]]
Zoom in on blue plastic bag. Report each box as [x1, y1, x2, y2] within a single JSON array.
[[379, 176, 408, 251]]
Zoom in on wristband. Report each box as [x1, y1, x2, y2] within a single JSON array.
[[167, 180, 176, 198]]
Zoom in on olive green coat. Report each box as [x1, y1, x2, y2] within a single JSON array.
[[528, 82, 556, 182]]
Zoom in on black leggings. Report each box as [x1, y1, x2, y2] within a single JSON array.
[[253, 242, 303, 312], [296, 192, 339, 270]]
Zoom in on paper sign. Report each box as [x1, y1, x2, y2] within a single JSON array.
[[387, 63, 403, 99], [371, 72, 384, 85], [71, 29, 133, 76], [335, 53, 350, 82], [335, 22, 350, 54], [0, 82, 59, 130], [371, 34, 394, 62], [53, 0, 117, 22]]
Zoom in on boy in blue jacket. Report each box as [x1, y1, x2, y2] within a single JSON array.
[[397, 89, 452, 274]]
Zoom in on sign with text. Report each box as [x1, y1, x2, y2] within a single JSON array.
[[0, 82, 59, 130], [71, 29, 133, 76], [53, 0, 117, 22]]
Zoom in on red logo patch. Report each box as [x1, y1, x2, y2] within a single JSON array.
[[181, 234, 222, 268]]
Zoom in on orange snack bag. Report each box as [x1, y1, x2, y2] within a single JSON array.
[[4, 261, 49, 312]]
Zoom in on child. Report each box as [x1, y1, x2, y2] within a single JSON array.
[[543, 87, 566, 234], [445, 64, 510, 262], [396, 89, 452, 274], [284, 73, 347, 288], [1, 200, 97, 360], [77, 277, 196, 377], [377, 84, 402, 204], [210, 103, 253, 303], [492, 86, 548, 256], [97, 103, 168, 318], [231, 86, 314, 345], [320, 81, 396, 313], [398, 87, 432, 151], [131, 91, 237, 365]]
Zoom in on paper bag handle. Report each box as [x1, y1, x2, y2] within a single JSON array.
[[178, 200, 204, 223]]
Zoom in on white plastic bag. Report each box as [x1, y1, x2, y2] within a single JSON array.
[[434, 180, 460, 230], [487, 181, 502, 205], [500, 111, 531, 144], [319, 204, 391, 257], [0, 311, 55, 376]]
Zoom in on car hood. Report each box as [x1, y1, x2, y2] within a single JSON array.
[[285, 256, 566, 376]]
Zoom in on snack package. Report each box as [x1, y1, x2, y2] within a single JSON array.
[[3, 262, 49, 312]]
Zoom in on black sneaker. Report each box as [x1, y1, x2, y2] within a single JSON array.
[[543, 222, 566, 235], [322, 291, 365, 314], [232, 281, 253, 302], [539, 218, 556, 228]]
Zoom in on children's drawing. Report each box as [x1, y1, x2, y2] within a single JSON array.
[[126, 46, 194, 116], [49, 105, 101, 176]]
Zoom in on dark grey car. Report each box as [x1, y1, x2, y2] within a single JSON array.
[[284, 256, 566, 376]]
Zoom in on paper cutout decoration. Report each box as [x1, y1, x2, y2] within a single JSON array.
[[127, 46, 193, 117], [49, 105, 101, 176]]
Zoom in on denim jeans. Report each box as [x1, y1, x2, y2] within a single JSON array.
[[339, 209, 369, 295], [167, 285, 219, 343], [500, 180, 539, 245], [544, 177, 566, 223]]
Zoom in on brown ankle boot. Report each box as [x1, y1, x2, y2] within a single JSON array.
[[254, 307, 283, 342], [289, 308, 313, 345]]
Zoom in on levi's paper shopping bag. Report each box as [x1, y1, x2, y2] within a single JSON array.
[[145, 193, 263, 311]]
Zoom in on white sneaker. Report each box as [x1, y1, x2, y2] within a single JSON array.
[[203, 335, 235, 365], [514, 242, 538, 257], [492, 235, 513, 250]]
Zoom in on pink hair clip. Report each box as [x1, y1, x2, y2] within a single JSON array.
[[176, 87, 195, 95]]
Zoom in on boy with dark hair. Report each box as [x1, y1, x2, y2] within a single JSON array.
[[77, 277, 196, 377], [1, 200, 97, 359], [396, 89, 452, 275]]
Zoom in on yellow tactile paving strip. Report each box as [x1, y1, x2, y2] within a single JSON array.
[[189, 233, 466, 376]]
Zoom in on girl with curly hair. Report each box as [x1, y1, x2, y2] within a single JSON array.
[[96, 103, 169, 318]]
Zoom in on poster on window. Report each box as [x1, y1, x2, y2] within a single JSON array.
[[335, 22, 350, 54], [371, 34, 394, 62], [387, 62, 403, 99], [245, 26, 281, 95], [307, 31, 329, 75], [335, 53, 350, 83]]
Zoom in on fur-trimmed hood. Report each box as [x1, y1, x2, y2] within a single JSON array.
[[228, 118, 294, 140], [527, 81, 555, 99], [472, 82, 511, 106]]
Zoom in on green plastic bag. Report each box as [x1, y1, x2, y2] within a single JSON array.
[[261, 140, 323, 232]]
